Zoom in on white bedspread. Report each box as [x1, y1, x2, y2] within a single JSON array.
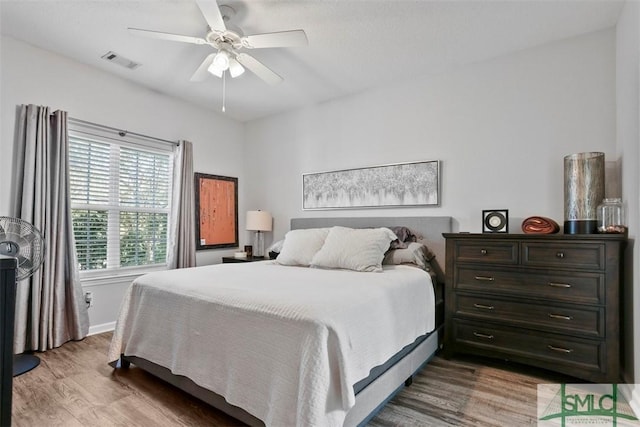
[[108, 262, 435, 427]]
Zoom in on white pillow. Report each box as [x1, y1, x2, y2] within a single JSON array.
[[267, 239, 285, 253], [275, 228, 331, 266], [310, 226, 398, 272]]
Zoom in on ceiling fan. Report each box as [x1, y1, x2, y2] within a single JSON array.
[[128, 0, 308, 86]]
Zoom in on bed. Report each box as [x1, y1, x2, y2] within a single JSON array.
[[108, 216, 451, 426]]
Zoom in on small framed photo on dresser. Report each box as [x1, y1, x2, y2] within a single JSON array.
[[482, 209, 509, 233]]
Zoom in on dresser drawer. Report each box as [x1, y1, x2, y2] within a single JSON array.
[[455, 295, 603, 337], [455, 267, 604, 305], [453, 320, 603, 372], [522, 242, 604, 270], [453, 241, 518, 264]]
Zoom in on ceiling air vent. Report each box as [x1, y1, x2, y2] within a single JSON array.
[[101, 51, 141, 70]]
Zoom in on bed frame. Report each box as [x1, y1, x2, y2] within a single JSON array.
[[115, 216, 452, 426]]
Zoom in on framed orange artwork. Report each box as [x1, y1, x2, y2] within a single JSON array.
[[194, 173, 238, 250]]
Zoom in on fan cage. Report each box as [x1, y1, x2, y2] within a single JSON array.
[[0, 217, 45, 281]]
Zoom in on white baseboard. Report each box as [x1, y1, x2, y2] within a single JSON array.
[[619, 383, 640, 419], [88, 321, 116, 336], [629, 388, 640, 420]]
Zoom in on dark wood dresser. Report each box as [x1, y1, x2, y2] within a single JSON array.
[[443, 233, 626, 383]]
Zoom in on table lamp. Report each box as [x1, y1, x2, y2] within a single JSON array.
[[246, 210, 272, 257]]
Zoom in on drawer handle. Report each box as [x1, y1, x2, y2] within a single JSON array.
[[480, 249, 487, 255], [548, 345, 573, 354], [473, 303, 495, 310], [548, 282, 571, 288], [473, 332, 494, 340], [474, 276, 495, 282], [556, 252, 565, 259], [549, 313, 573, 321]]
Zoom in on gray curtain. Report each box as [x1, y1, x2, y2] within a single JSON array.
[[167, 140, 196, 269], [12, 104, 89, 353]]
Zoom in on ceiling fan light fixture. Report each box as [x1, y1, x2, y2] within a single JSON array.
[[212, 50, 230, 71], [207, 62, 224, 77], [228, 58, 245, 78], [128, 0, 307, 87]]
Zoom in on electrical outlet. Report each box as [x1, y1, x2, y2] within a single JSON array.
[[84, 291, 93, 308]]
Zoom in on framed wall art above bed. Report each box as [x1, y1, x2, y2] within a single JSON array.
[[194, 173, 238, 250], [302, 160, 440, 210]]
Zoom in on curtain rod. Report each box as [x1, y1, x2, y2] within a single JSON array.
[[68, 117, 179, 146]]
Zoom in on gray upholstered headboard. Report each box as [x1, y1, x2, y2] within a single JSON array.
[[290, 216, 452, 279]]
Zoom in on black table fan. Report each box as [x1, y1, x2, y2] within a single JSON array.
[[0, 216, 45, 376]]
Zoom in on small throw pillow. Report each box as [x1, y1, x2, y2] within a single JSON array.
[[383, 242, 433, 270], [310, 226, 398, 272], [275, 228, 330, 266], [388, 226, 419, 250]]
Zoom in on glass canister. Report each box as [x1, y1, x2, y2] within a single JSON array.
[[564, 152, 605, 234], [597, 198, 626, 233]]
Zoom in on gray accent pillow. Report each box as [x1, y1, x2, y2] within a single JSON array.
[[383, 242, 434, 270], [388, 226, 420, 250]]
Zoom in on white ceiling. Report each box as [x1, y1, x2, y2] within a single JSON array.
[[0, 0, 624, 122]]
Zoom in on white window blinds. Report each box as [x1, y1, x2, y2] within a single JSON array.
[[68, 122, 174, 273]]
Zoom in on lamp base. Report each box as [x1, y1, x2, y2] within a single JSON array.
[[564, 220, 598, 234], [253, 231, 265, 258]]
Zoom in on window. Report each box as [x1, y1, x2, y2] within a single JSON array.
[[68, 122, 174, 274]]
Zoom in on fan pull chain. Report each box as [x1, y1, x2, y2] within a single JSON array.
[[222, 71, 226, 113]]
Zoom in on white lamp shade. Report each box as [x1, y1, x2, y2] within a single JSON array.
[[207, 62, 224, 77], [246, 210, 272, 231], [212, 50, 230, 70], [229, 58, 245, 78]]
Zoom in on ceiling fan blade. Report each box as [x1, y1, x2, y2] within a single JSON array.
[[243, 30, 308, 49], [235, 53, 283, 85], [128, 28, 206, 45], [195, 0, 226, 32], [190, 53, 216, 82]]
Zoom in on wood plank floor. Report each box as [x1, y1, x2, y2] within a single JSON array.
[[11, 332, 577, 426]]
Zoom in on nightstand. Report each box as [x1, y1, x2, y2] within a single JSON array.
[[222, 256, 268, 263]]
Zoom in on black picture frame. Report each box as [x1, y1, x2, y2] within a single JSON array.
[[482, 209, 509, 233], [194, 173, 238, 250]]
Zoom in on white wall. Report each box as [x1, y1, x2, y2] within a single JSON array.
[[0, 36, 246, 331], [616, 0, 640, 406], [1, 20, 630, 382], [245, 29, 616, 245]]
